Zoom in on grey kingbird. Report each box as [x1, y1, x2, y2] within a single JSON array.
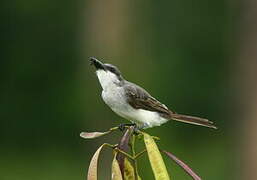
[[89, 57, 217, 129]]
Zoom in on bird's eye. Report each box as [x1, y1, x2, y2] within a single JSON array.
[[106, 65, 120, 76], [110, 67, 116, 73]]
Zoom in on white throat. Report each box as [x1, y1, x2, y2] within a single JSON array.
[[96, 70, 120, 91]]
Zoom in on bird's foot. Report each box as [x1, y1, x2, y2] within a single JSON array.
[[118, 123, 136, 132], [133, 127, 140, 135]]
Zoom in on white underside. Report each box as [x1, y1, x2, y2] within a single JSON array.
[[96, 70, 168, 129], [112, 104, 169, 129]]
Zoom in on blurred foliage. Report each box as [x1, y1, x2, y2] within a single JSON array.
[[1, 0, 237, 179]]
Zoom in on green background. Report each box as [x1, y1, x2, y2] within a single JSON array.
[[1, 0, 244, 179]]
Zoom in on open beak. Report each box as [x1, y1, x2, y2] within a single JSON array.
[[89, 57, 105, 70]]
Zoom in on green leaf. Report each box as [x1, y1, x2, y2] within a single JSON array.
[[162, 150, 201, 180], [144, 133, 170, 180], [112, 152, 123, 180], [87, 144, 105, 180]]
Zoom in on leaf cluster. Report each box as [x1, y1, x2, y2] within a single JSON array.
[[81, 126, 201, 180]]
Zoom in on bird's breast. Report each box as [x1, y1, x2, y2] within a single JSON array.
[[101, 87, 127, 109], [101, 87, 169, 129], [101, 87, 135, 119]]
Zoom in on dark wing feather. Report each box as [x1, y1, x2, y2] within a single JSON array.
[[124, 81, 174, 118], [124, 81, 217, 129]]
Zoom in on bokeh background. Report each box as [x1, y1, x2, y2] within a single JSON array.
[[1, 0, 257, 179]]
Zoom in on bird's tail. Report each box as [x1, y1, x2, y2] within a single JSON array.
[[170, 113, 217, 129]]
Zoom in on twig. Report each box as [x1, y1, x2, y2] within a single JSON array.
[[130, 134, 139, 180], [135, 149, 147, 159]]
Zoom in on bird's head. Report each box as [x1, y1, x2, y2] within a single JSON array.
[[89, 57, 124, 90]]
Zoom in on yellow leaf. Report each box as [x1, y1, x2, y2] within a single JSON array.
[[112, 152, 123, 180], [124, 158, 142, 180], [144, 133, 170, 180], [87, 144, 105, 180], [124, 158, 135, 180]]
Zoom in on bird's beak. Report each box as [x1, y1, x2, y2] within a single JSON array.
[[89, 57, 105, 70]]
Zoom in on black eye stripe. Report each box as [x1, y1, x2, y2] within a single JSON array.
[[104, 64, 121, 76], [108, 67, 117, 73]]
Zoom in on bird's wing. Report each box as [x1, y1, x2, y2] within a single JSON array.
[[124, 82, 174, 118], [124, 82, 217, 129]]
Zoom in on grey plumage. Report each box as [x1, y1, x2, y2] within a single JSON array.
[[124, 81, 173, 118], [124, 81, 216, 129]]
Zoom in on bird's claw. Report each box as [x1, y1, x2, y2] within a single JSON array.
[[118, 124, 126, 132], [118, 123, 137, 132]]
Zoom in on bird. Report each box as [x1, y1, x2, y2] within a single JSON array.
[[89, 57, 217, 130]]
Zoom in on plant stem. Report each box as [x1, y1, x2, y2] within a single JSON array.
[[102, 143, 135, 160], [135, 149, 147, 159], [114, 148, 134, 160], [131, 134, 139, 180], [109, 126, 120, 133]]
